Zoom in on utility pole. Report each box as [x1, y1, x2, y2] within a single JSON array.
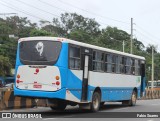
[[130, 18, 133, 54], [122, 40, 125, 52], [151, 46, 154, 89]]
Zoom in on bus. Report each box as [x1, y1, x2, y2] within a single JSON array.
[[14, 37, 146, 112]]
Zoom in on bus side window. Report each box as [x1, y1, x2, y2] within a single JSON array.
[[131, 58, 135, 75], [116, 56, 120, 73], [93, 51, 104, 71], [69, 46, 81, 69], [105, 53, 111, 72], [125, 57, 131, 74], [111, 55, 116, 73], [135, 59, 140, 75], [121, 56, 126, 74]]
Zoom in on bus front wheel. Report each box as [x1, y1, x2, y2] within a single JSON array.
[[122, 90, 137, 106], [90, 92, 101, 112]]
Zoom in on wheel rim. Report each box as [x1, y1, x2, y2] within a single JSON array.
[[93, 95, 99, 109], [132, 93, 136, 104]]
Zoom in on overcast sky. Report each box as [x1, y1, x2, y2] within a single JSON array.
[[0, 0, 160, 50]]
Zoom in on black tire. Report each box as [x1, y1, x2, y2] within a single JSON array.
[[50, 103, 67, 111], [129, 90, 137, 106], [122, 90, 137, 106], [90, 92, 101, 112]]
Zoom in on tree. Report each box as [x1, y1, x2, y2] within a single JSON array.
[[0, 55, 12, 76], [0, 38, 17, 68], [146, 44, 157, 54], [69, 29, 92, 43], [6, 16, 37, 37], [97, 26, 130, 51], [29, 29, 53, 36]]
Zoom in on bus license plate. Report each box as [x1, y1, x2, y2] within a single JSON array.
[[33, 84, 42, 88]]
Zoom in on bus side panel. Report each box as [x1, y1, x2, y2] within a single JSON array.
[[107, 88, 132, 101], [55, 43, 68, 68], [55, 43, 68, 89], [66, 70, 83, 102], [88, 71, 141, 102], [87, 87, 133, 102], [15, 43, 23, 86]]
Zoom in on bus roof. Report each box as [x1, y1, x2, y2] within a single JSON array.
[[19, 37, 145, 60]]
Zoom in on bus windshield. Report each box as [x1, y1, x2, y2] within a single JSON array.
[[20, 40, 62, 65]]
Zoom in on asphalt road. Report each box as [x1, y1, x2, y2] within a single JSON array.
[[1, 99, 160, 121]]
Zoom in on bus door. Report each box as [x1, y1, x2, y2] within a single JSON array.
[[140, 60, 146, 97], [81, 48, 92, 101]]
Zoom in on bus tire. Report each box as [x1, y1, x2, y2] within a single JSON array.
[[122, 90, 137, 106], [50, 103, 67, 111], [90, 92, 100, 112], [129, 90, 137, 106]]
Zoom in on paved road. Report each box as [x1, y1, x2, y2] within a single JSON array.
[[1, 99, 160, 121]]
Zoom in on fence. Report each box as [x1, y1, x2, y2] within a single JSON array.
[[0, 88, 36, 110], [145, 88, 160, 99]]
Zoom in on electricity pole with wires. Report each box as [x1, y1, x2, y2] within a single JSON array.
[[130, 18, 133, 54], [151, 46, 154, 89]]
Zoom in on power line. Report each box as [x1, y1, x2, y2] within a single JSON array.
[[0, 0, 45, 21], [136, 24, 160, 42], [38, 0, 67, 13], [39, 0, 129, 28], [135, 28, 159, 45], [135, 30, 160, 52], [57, 0, 130, 25], [135, 30, 156, 44], [15, 0, 60, 18], [38, 0, 110, 27]]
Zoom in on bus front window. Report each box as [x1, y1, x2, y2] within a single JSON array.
[[20, 40, 62, 65]]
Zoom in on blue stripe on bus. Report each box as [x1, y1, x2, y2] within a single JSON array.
[[66, 70, 141, 102], [55, 43, 68, 68]]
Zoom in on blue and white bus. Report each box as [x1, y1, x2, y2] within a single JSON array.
[[14, 37, 146, 112]]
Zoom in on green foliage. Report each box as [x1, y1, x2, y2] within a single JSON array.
[[0, 12, 159, 80], [30, 29, 53, 36], [69, 29, 93, 43], [0, 38, 17, 68], [0, 55, 12, 76]]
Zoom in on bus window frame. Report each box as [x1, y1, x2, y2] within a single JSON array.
[[68, 44, 81, 70]]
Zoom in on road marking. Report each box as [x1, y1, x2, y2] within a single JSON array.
[[43, 118, 56, 120], [151, 103, 160, 106], [112, 107, 129, 111], [101, 107, 129, 112], [42, 115, 75, 120], [147, 120, 154, 121]]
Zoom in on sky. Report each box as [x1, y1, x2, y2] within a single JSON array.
[[0, 0, 160, 50]]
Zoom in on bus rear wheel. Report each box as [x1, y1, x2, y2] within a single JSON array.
[[122, 90, 137, 106], [90, 92, 101, 112], [50, 103, 67, 111]]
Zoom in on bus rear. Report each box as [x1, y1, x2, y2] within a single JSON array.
[[14, 37, 68, 99]]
